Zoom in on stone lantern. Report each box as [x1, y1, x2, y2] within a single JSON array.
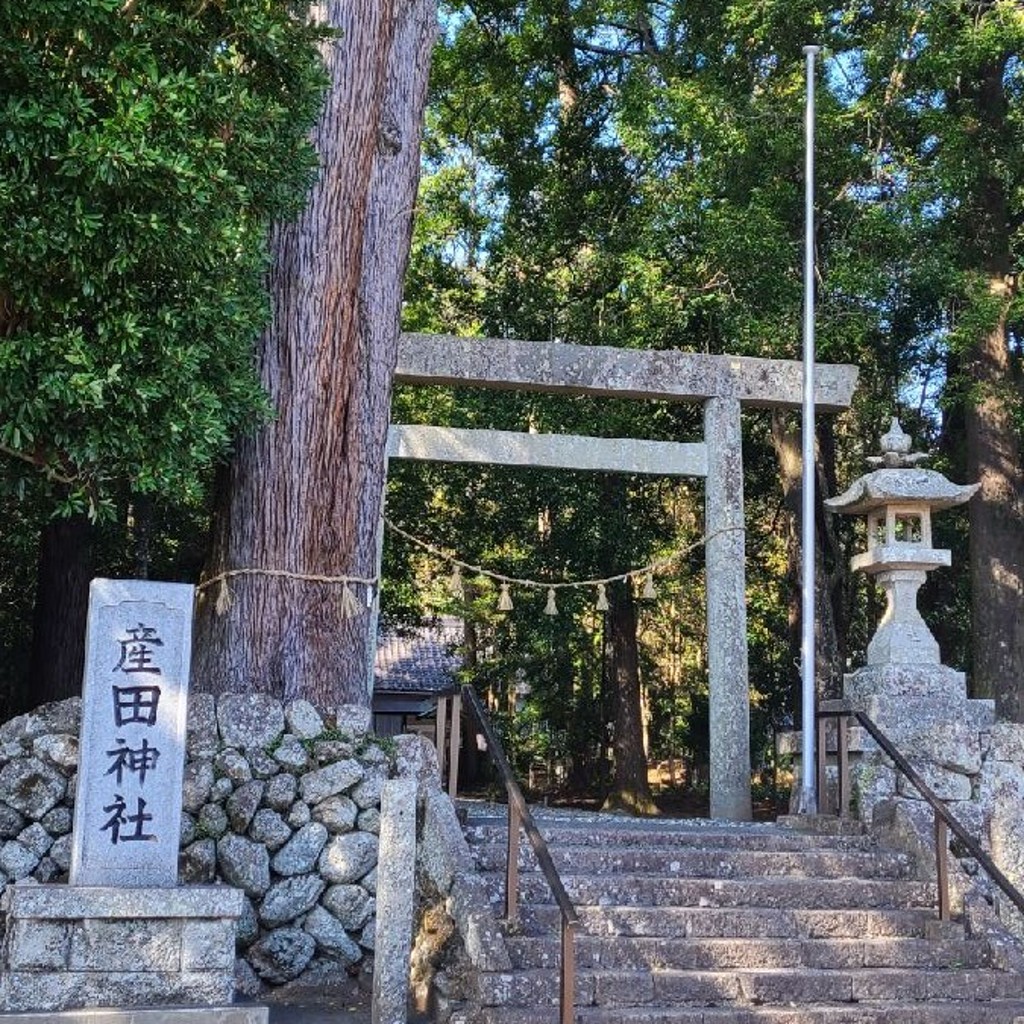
[[826, 419, 978, 668]]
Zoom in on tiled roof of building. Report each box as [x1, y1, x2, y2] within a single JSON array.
[[373, 616, 463, 695]]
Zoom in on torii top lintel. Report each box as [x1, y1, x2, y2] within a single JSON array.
[[396, 334, 858, 413]]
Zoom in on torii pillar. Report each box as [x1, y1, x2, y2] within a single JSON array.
[[704, 397, 751, 820]]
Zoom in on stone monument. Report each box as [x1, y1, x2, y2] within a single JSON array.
[[0, 579, 254, 1020], [71, 579, 192, 886]]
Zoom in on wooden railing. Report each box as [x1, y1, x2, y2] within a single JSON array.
[[444, 684, 578, 1024], [816, 703, 1024, 923]]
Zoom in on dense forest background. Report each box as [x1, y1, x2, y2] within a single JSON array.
[[1, 1, 1021, 810]]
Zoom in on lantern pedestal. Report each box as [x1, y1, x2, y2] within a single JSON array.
[[866, 568, 940, 666]]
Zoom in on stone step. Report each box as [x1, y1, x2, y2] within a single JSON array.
[[471, 844, 914, 879], [520, 904, 946, 939], [489, 873, 937, 910], [463, 820, 878, 853], [504, 935, 992, 971], [478, 1002, 1024, 1024], [477, 966, 1024, 1010]]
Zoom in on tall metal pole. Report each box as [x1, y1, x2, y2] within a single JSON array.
[[798, 44, 821, 815]]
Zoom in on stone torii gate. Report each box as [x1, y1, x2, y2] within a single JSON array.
[[386, 333, 858, 821]]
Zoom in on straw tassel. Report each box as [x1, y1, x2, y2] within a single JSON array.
[[214, 578, 233, 616], [595, 583, 609, 612], [544, 588, 558, 616], [448, 564, 465, 600], [641, 572, 657, 600], [498, 583, 514, 611], [339, 582, 363, 619]]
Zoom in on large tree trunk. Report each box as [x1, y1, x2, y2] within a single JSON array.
[[601, 580, 658, 815], [25, 514, 93, 709], [960, 58, 1024, 719], [965, 269, 1024, 715], [192, 2, 437, 705]]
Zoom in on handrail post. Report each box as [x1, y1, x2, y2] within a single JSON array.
[[935, 814, 950, 922], [506, 793, 521, 925], [435, 695, 449, 781], [560, 917, 576, 1024], [816, 715, 829, 814], [447, 692, 462, 798], [837, 714, 850, 818]]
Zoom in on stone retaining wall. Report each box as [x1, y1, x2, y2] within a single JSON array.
[[0, 694, 428, 997]]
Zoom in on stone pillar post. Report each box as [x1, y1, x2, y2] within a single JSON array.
[[704, 398, 752, 821]]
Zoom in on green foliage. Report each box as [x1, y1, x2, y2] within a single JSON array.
[[0, 0, 327, 515], [393, 0, 1023, 798]]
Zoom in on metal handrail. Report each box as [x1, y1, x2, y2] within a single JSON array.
[[459, 684, 578, 1024], [816, 706, 1024, 922]]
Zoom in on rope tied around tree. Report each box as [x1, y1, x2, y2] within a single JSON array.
[[197, 568, 378, 619]]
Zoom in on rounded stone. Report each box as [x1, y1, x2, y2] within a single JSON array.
[[247, 928, 315, 984], [33, 855, 61, 882], [322, 884, 373, 931], [358, 917, 376, 951], [17, 822, 53, 858], [356, 808, 380, 835], [264, 773, 298, 812], [186, 693, 220, 758], [227, 780, 265, 833], [285, 700, 325, 740], [198, 802, 229, 839], [180, 811, 197, 847], [0, 839, 40, 879], [234, 956, 262, 997], [273, 735, 310, 771], [31, 733, 79, 769], [258, 874, 325, 928], [318, 832, 378, 885], [286, 801, 311, 829], [350, 769, 387, 810], [360, 743, 390, 767], [237, 896, 260, 949], [0, 803, 26, 839], [217, 833, 271, 898], [298, 759, 364, 806], [394, 734, 435, 782], [49, 834, 72, 871], [248, 748, 281, 779], [249, 809, 292, 852], [215, 748, 254, 784], [332, 704, 371, 736], [311, 794, 358, 835], [0, 757, 66, 817], [218, 694, 285, 750], [360, 867, 377, 895], [210, 776, 235, 803], [0, 698, 81, 745], [272, 822, 329, 876], [40, 805, 73, 837], [303, 905, 362, 965], [179, 838, 217, 883], [182, 760, 215, 813], [313, 739, 355, 764]]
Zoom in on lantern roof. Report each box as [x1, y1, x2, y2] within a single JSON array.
[[825, 418, 979, 515]]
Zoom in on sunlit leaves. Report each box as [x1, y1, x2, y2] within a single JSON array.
[[0, 0, 327, 514]]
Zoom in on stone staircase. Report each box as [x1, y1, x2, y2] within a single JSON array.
[[460, 806, 1024, 1023]]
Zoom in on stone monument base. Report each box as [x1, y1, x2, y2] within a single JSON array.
[[0, 884, 243, 1014]]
